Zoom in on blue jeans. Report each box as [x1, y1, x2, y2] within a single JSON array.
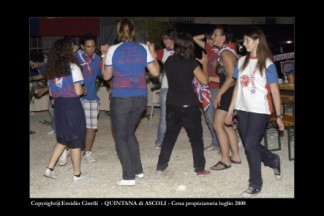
[[204, 88, 219, 148], [157, 105, 206, 172], [155, 88, 168, 145], [236, 110, 279, 190], [110, 96, 147, 180], [48, 97, 56, 132]]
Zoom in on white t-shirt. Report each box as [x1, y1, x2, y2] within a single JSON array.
[[161, 48, 174, 89], [233, 56, 278, 114]]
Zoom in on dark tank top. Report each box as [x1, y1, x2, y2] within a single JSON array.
[[216, 63, 227, 87]]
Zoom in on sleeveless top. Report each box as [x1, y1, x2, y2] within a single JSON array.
[[216, 63, 227, 87], [216, 47, 238, 87]]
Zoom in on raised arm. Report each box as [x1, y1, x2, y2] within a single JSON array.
[[193, 34, 206, 50], [101, 44, 113, 81], [146, 42, 160, 77], [194, 52, 208, 85]]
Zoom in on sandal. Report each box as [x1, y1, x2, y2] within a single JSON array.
[[230, 157, 242, 164], [210, 161, 231, 171]]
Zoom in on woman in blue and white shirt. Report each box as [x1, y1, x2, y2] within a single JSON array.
[[225, 26, 284, 197]]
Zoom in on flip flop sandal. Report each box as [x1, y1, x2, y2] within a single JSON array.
[[230, 157, 242, 164], [210, 161, 231, 171]]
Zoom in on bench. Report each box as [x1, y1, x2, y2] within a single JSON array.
[[263, 113, 295, 161]]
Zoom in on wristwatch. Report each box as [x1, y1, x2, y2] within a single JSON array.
[[276, 114, 282, 119]]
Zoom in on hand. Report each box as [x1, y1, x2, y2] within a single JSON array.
[[35, 87, 48, 98], [277, 118, 285, 131], [196, 51, 208, 66], [147, 42, 156, 55], [225, 111, 233, 125], [213, 92, 222, 109], [83, 87, 87, 95]]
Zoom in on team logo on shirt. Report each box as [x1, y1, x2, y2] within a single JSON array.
[[241, 75, 249, 87]]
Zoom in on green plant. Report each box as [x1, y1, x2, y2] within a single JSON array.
[[146, 76, 161, 91], [133, 18, 175, 50], [39, 120, 51, 126], [30, 79, 48, 103]]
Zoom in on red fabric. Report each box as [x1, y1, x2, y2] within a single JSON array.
[[224, 42, 237, 53], [39, 18, 100, 36], [155, 49, 164, 61], [205, 43, 219, 89], [193, 77, 211, 111]]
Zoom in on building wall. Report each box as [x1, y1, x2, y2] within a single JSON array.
[[101, 17, 294, 24]]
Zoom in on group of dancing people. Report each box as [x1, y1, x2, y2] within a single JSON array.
[[34, 18, 285, 197]]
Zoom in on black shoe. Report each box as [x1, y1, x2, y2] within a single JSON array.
[[273, 155, 282, 180], [241, 187, 261, 198]]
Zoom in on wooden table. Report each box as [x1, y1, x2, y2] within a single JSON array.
[[279, 84, 294, 117], [279, 84, 294, 96]]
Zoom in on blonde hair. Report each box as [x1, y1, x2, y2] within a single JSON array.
[[117, 18, 135, 42]]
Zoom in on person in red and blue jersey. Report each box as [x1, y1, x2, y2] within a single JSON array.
[[76, 33, 102, 163], [43, 38, 90, 182], [101, 18, 160, 186], [29, 53, 56, 135]]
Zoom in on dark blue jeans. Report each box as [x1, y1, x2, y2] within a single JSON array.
[[204, 88, 219, 148], [157, 104, 206, 172], [236, 110, 279, 190], [110, 96, 147, 180], [155, 88, 168, 145]]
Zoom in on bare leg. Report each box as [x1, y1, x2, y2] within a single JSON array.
[[70, 148, 82, 175], [213, 109, 231, 166], [225, 125, 240, 162], [83, 128, 96, 152], [48, 143, 66, 168]]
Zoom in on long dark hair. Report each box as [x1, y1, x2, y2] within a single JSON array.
[[45, 38, 81, 80], [173, 32, 195, 60], [240, 26, 274, 76]]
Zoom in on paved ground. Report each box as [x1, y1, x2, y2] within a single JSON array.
[[30, 110, 294, 199]]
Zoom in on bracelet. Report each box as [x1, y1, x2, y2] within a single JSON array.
[[276, 114, 282, 119]]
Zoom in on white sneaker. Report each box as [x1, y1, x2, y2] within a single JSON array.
[[73, 172, 91, 182], [154, 144, 161, 150], [116, 179, 135, 186], [47, 130, 56, 135], [58, 149, 70, 166], [83, 151, 96, 163], [43, 168, 57, 179], [135, 173, 144, 178]]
